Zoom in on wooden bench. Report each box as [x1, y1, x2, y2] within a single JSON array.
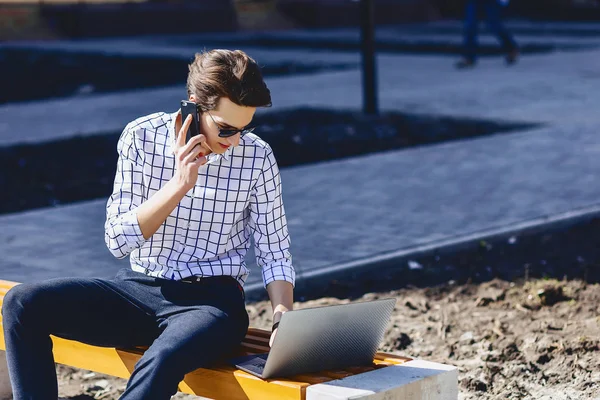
[[0, 279, 430, 400]]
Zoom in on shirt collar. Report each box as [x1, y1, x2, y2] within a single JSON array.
[[168, 110, 232, 163]]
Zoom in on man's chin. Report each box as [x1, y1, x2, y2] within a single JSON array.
[[214, 144, 232, 154]]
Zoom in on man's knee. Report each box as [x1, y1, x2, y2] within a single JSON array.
[[2, 284, 46, 326]]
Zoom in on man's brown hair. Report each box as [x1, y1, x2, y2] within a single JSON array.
[[187, 49, 272, 111]]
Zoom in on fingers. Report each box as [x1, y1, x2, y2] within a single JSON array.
[[176, 114, 194, 147], [176, 134, 206, 162], [182, 144, 206, 165], [181, 133, 206, 154], [201, 140, 214, 153], [192, 155, 208, 168]]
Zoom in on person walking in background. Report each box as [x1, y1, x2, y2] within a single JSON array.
[[456, 0, 519, 68]]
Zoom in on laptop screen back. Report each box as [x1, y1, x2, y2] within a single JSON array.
[[262, 298, 396, 378]]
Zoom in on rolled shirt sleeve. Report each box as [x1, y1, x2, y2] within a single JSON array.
[[249, 147, 296, 288], [104, 125, 147, 259]]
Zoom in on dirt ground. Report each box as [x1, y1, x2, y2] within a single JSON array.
[[57, 277, 600, 400]]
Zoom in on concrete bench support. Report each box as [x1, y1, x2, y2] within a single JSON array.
[[306, 359, 458, 400]]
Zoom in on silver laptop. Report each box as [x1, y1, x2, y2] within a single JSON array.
[[229, 298, 396, 379]]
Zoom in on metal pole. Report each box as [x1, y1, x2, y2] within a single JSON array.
[[360, 0, 378, 115]]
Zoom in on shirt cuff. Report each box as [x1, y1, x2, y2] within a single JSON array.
[[262, 263, 296, 289], [112, 210, 146, 254]]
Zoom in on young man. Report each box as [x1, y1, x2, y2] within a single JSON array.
[[2, 49, 294, 399], [456, 0, 519, 68]]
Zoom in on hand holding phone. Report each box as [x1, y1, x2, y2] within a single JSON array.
[[171, 113, 209, 191]]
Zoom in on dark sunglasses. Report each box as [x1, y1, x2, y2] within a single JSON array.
[[206, 111, 256, 138]]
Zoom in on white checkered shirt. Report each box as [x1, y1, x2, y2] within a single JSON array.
[[104, 111, 295, 288]]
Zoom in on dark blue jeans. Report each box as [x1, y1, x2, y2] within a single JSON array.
[[463, 0, 518, 61], [1, 268, 249, 400]]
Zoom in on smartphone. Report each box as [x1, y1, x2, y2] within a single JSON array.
[[180, 100, 200, 144]]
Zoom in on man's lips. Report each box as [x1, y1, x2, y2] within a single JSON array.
[[219, 143, 230, 149]]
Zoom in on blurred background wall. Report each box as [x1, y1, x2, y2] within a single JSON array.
[[1, 0, 597, 41]]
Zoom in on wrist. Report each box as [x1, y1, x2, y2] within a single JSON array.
[[168, 174, 193, 194], [272, 309, 286, 321], [272, 309, 289, 326]]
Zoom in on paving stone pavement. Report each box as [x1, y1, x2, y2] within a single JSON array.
[[1, 22, 600, 293]]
